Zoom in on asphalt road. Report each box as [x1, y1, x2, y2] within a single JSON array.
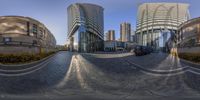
[[0, 51, 200, 100]]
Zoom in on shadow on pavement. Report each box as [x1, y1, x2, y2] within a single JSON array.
[[0, 51, 73, 95], [183, 64, 200, 93]]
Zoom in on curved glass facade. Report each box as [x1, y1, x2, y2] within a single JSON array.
[[67, 3, 104, 52]]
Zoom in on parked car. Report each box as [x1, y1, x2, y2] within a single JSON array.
[[134, 46, 143, 56], [134, 46, 153, 56], [143, 46, 153, 54]]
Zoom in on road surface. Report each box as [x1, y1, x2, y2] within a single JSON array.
[[0, 51, 200, 100]]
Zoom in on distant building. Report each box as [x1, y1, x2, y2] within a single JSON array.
[[117, 38, 121, 41], [56, 45, 66, 51], [0, 16, 56, 54], [67, 3, 104, 52], [106, 30, 115, 41], [131, 30, 136, 42], [120, 22, 131, 42], [131, 35, 136, 42], [104, 41, 116, 51], [136, 3, 190, 50], [104, 41, 126, 52]]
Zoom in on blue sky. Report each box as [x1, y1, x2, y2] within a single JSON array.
[[0, 0, 199, 45]]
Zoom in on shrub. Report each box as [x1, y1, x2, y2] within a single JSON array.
[[178, 53, 200, 63], [0, 51, 56, 64]]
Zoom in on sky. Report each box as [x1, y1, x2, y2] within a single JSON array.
[[0, 0, 199, 45]]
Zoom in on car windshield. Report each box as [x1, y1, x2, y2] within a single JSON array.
[[0, 0, 200, 100]]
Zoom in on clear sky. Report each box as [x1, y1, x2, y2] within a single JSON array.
[[0, 0, 199, 45]]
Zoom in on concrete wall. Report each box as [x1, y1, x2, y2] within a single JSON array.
[[178, 47, 200, 53], [0, 46, 40, 54], [0, 46, 57, 54], [171, 47, 200, 53]]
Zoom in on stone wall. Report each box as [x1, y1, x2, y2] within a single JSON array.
[[0, 46, 40, 54], [171, 47, 200, 53]]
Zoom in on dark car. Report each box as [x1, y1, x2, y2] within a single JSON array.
[[143, 46, 153, 54], [134, 46, 143, 56], [134, 46, 153, 56]]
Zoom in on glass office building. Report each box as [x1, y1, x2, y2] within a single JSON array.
[[67, 3, 104, 52]]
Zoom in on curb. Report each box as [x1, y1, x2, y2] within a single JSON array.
[[170, 54, 200, 69], [179, 59, 200, 71]]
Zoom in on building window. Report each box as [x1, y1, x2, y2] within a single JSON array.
[[32, 24, 38, 36], [3, 37, 12, 42], [27, 22, 30, 36], [44, 30, 46, 38], [32, 40, 37, 45], [39, 29, 43, 38]]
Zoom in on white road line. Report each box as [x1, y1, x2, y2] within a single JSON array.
[[188, 70, 200, 75], [126, 58, 200, 76], [0, 56, 55, 77], [0, 54, 57, 73], [124, 59, 191, 76], [140, 70, 187, 77]]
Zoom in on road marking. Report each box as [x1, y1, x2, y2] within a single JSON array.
[[0, 55, 55, 77], [125, 59, 191, 76], [125, 58, 200, 76], [140, 70, 187, 77], [0, 56, 55, 73], [188, 70, 200, 75]]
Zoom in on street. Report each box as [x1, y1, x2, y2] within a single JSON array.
[[0, 51, 200, 99]]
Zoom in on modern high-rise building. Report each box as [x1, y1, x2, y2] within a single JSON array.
[[106, 30, 115, 41], [67, 3, 104, 52], [120, 22, 131, 42], [136, 3, 190, 50]]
